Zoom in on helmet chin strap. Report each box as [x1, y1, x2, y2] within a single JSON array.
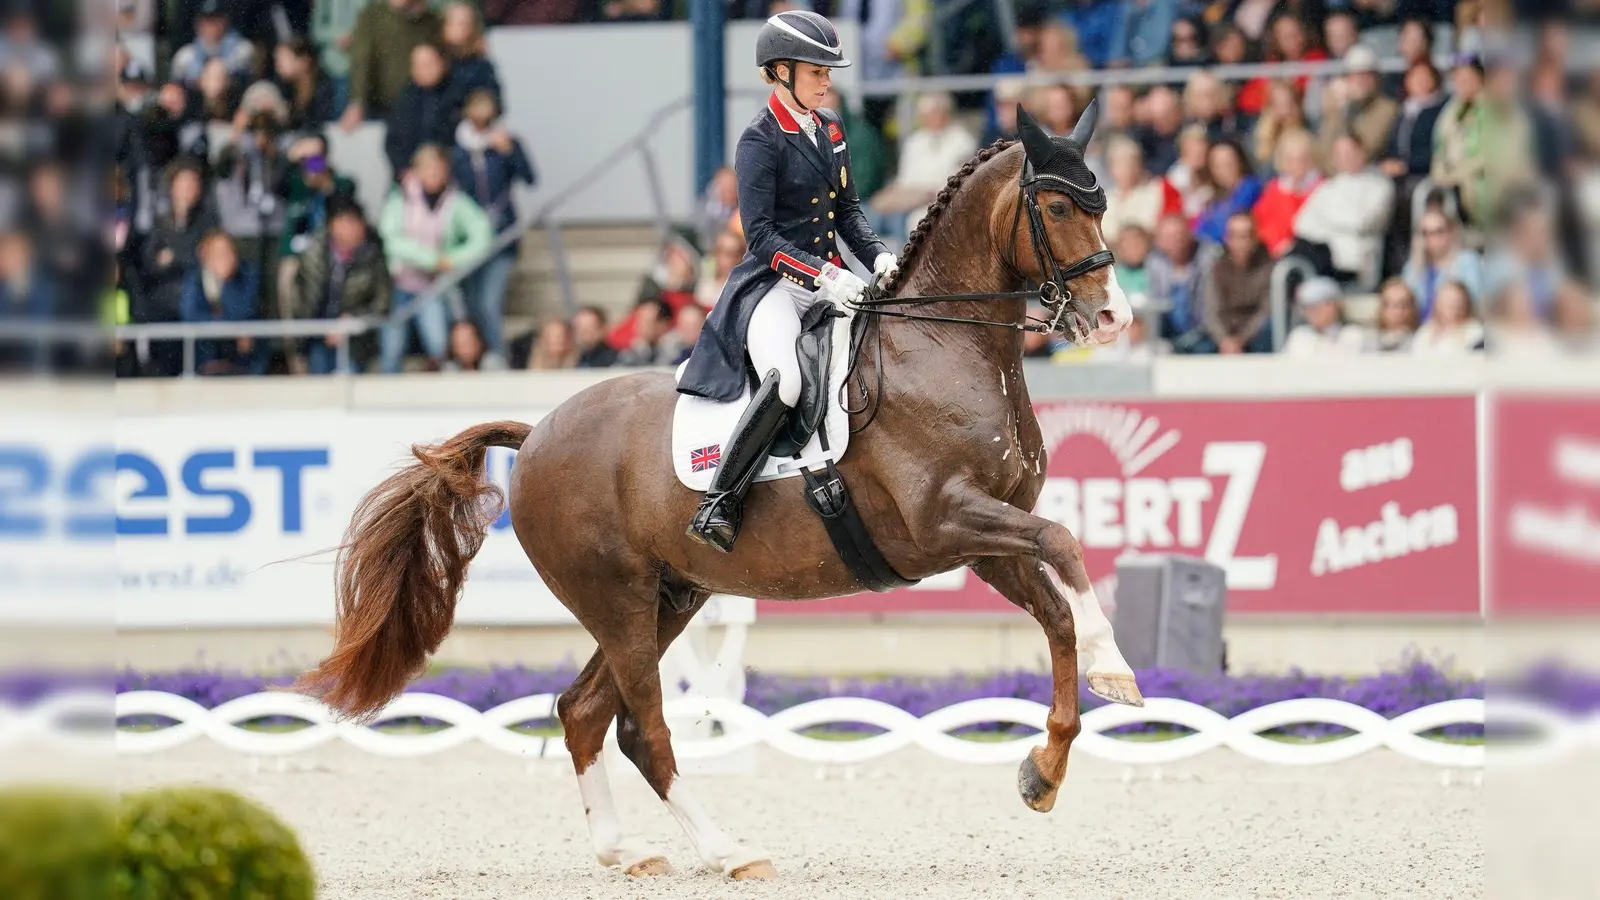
[[772, 63, 811, 113]]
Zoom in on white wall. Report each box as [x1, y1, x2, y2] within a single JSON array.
[[317, 22, 863, 227], [1149, 355, 1600, 397], [480, 21, 860, 224], [92, 355, 1599, 417]]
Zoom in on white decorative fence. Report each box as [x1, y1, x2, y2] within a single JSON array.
[[0, 690, 1512, 769], [10, 692, 1600, 769], [106, 693, 1489, 768]]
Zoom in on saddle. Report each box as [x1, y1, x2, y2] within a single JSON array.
[[671, 298, 917, 593]]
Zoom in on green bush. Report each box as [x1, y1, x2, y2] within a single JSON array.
[[115, 785, 315, 900], [0, 785, 115, 900]]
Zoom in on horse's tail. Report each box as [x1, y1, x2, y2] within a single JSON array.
[[291, 420, 533, 721]]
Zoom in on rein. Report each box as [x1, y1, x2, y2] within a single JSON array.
[[846, 251, 1113, 337], [839, 155, 1116, 432]]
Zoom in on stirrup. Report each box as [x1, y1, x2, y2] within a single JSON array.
[[685, 370, 791, 552]]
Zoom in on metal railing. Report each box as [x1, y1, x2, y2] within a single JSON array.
[[860, 55, 1415, 99], [112, 316, 378, 376], [518, 97, 695, 317], [373, 97, 695, 339], [1269, 255, 1318, 352]]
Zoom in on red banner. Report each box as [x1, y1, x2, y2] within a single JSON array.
[[759, 396, 1481, 617], [1488, 394, 1600, 616]]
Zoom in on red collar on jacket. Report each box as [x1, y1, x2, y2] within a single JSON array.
[[767, 91, 821, 135]]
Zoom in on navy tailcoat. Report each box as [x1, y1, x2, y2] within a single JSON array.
[[676, 92, 888, 402]]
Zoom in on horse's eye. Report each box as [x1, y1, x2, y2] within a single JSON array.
[[1048, 201, 1069, 217]]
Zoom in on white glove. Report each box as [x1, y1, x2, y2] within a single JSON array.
[[873, 252, 899, 283], [817, 262, 867, 307]]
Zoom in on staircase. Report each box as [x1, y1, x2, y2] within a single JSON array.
[[503, 223, 664, 337]]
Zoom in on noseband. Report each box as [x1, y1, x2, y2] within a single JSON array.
[[847, 156, 1116, 340]]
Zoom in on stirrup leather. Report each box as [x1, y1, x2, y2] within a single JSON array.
[[686, 370, 791, 552]]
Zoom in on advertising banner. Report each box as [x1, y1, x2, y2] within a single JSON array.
[[1487, 394, 1600, 616], [106, 409, 570, 628], [4, 395, 1481, 628], [0, 412, 116, 627], [757, 396, 1482, 617]]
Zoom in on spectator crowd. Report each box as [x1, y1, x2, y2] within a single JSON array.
[[82, 0, 1600, 379], [889, 0, 1598, 363], [110, 0, 534, 376]]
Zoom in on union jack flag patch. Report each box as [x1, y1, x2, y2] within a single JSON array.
[[690, 444, 721, 472], [827, 122, 843, 143]]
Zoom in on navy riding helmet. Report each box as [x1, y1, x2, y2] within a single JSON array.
[[756, 10, 850, 111]]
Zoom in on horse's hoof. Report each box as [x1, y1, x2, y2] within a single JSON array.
[[730, 860, 778, 881], [624, 856, 674, 877], [1017, 747, 1059, 813], [1088, 672, 1144, 707]]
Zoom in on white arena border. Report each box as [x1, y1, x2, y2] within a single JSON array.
[[18, 692, 1598, 769], [17, 690, 1540, 768]]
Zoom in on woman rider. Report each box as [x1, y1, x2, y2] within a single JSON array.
[[679, 10, 899, 553]]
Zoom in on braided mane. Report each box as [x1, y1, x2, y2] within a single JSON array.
[[880, 138, 1016, 295]]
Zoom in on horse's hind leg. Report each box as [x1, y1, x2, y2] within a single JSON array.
[[556, 584, 716, 876], [605, 577, 775, 881], [558, 571, 772, 880], [556, 649, 670, 875]]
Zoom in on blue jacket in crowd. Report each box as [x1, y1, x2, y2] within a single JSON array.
[[180, 262, 265, 374], [450, 138, 536, 235], [1194, 175, 1265, 246]]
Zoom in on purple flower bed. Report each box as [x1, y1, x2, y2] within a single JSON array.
[[65, 655, 1493, 739], [742, 658, 1485, 738], [1493, 660, 1600, 714]]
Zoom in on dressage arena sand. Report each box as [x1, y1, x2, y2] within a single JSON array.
[[112, 742, 1483, 900]]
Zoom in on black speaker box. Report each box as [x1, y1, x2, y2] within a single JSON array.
[[1112, 555, 1228, 675]]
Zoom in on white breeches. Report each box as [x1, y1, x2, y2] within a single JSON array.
[[746, 278, 819, 408]]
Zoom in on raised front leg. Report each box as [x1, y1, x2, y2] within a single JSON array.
[[1043, 562, 1142, 707], [942, 483, 1144, 707], [924, 489, 1144, 811], [971, 555, 1082, 812]]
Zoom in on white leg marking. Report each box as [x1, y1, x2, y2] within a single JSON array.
[[577, 756, 664, 869], [1040, 565, 1134, 679], [1071, 584, 1136, 680], [663, 776, 770, 875]]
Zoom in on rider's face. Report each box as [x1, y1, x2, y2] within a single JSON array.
[[786, 63, 832, 109]]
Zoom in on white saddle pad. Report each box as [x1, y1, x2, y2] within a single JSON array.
[[671, 311, 856, 492]]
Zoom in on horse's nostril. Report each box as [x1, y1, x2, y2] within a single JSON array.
[[1097, 309, 1118, 329]]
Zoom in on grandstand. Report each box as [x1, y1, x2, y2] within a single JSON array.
[[43, 1, 1598, 377]]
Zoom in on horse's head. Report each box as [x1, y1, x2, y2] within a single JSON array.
[[1006, 99, 1133, 346]]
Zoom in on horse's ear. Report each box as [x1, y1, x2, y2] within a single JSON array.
[[1069, 97, 1099, 148], [1015, 102, 1054, 168]]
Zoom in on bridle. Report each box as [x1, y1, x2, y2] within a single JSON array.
[[845, 155, 1116, 341], [839, 152, 1117, 432]]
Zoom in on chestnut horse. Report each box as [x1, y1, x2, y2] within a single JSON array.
[[294, 104, 1144, 881]]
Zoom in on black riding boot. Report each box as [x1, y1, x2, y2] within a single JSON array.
[[686, 370, 791, 553]]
